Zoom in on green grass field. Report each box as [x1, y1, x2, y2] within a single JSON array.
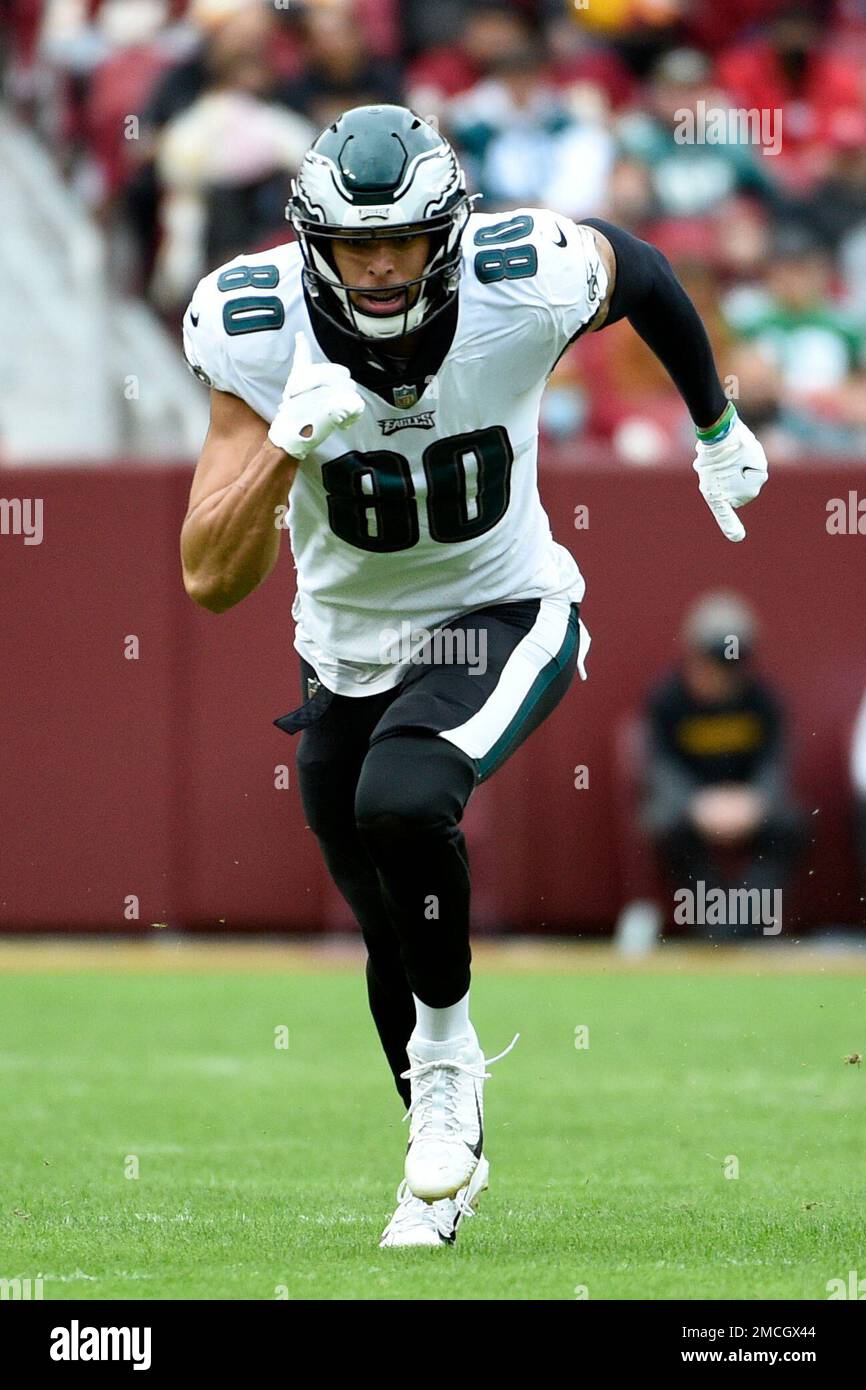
[[1, 945, 864, 1300]]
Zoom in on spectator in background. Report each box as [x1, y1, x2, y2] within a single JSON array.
[[799, 109, 866, 256], [279, 1, 403, 130], [150, 8, 313, 308], [840, 224, 866, 327], [538, 3, 637, 110], [726, 342, 866, 458], [716, 207, 866, 458], [717, 3, 864, 163], [20, 0, 866, 469], [449, 36, 614, 217], [725, 344, 794, 452], [641, 593, 805, 941], [602, 153, 659, 232], [792, 107, 866, 322], [563, 0, 687, 79], [713, 197, 772, 285], [39, 1, 191, 91], [399, 0, 476, 59], [37, 0, 195, 187], [411, 0, 635, 115], [724, 224, 865, 405], [406, 1, 541, 109], [125, 0, 305, 294], [139, 0, 303, 131], [618, 47, 781, 219]]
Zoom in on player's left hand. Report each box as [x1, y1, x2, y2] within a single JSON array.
[[693, 410, 769, 543]]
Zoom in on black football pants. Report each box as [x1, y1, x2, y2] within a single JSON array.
[[277, 598, 582, 1106]]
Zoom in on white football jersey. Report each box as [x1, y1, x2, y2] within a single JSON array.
[[183, 207, 607, 695]]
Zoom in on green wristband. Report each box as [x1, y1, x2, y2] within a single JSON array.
[[696, 401, 736, 442]]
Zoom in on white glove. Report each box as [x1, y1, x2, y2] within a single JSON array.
[[693, 409, 769, 543], [268, 330, 365, 459]]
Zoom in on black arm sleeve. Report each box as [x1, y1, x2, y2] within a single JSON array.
[[580, 217, 728, 430]]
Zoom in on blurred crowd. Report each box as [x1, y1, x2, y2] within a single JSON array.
[[5, 0, 866, 459]]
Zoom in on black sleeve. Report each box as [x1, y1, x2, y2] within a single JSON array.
[[580, 217, 728, 430]]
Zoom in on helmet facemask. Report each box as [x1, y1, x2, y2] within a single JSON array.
[[287, 105, 474, 346], [293, 200, 471, 343]]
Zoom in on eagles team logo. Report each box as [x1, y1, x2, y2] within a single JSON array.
[[379, 412, 437, 435], [392, 383, 420, 409]]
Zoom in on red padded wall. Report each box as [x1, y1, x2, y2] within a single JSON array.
[[1, 457, 863, 932]]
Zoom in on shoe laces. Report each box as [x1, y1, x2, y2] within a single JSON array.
[[400, 1034, 520, 1139], [383, 1180, 459, 1240], [452, 1183, 479, 1224], [386, 1180, 441, 1235]]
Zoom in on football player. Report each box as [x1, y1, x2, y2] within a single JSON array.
[[180, 105, 769, 1248]]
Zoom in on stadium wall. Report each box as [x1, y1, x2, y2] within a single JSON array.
[[2, 456, 864, 934]]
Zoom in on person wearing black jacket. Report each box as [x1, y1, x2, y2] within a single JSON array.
[[643, 592, 805, 940]]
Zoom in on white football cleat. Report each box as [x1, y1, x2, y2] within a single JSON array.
[[401, 1029, 518, 1202], [379, 1155, 490, 1248]]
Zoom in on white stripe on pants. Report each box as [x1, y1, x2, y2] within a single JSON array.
[[437, 596, 590, 762]]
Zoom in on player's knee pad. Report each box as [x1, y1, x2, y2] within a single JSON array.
[[354, 733, 475, 845]]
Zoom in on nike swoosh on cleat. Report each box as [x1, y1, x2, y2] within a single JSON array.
[[553, 224, 568, 248], [469, 1090, 483, 1160]]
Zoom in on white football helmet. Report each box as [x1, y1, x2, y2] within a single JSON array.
[[287, 104, 473, 342]]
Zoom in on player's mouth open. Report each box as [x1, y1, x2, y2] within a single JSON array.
[[356, 287, 407, 315]]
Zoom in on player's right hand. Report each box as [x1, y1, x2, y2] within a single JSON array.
[[268, 330, 365, 460]]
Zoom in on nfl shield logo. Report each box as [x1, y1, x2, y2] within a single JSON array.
[[393, 382, 418, 409]]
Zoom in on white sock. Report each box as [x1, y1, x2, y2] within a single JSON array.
[[412, 990, 471, 1043]]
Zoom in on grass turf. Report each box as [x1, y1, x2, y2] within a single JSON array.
[[0, 957, 864, 1300]]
